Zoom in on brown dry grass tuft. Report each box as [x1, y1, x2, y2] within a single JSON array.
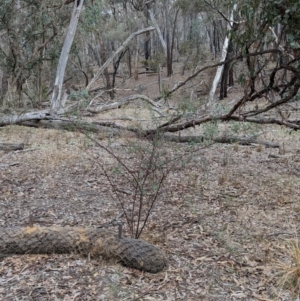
[[218, 174, 227, 185], [277, 239, 300, 296]]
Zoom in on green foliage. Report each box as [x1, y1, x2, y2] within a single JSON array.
[[178, 97, 201, 114], [267, 0, 300, 46], [141, 53, 166, 72], [160, 83, 170, 99], [70, 90, 89, 101], [81, 1, 107, 32], [81, 1, 127, 43], [237, 73, 247, 87], [203, 120, 219, 142], [292, 93, 300, 102], [225, 0, 300, 51], [0, 0, 68, 102], [178, 41, 193, 56], [228, 121, 261, 136], [175, 0, 206, 14]]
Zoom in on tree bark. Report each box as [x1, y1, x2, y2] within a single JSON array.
[[99, 37, 114, 99], [86, 94, 161, 114], [0, 143, 24, 151], [143, 7, 151, 70], [164, 0, 172, 77], [0, 111, 53, 127], [149, 9, 167, 56], [163, 134, 279, 148], [134, 36, 140, 80], [50, 0, 85, 113], [208, 4, 237, 107]]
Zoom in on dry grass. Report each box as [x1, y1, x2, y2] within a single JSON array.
[[277, 239, 300, 297], [1, 122, 300, 300], [1, 62, 300, 300]]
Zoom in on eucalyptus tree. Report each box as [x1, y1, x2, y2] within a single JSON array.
[[164, 0, 300, 130], [80, 0, 136, 98], [0, 0, 70, 106], [128, 0, 153, 71], [175, 0, 224, 76], [142, 0, 300, 132], [50, 0, 85, 112], [222, 0, 300, 111]]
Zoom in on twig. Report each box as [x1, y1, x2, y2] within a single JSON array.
[[0, 148, 38, 161], [0, 162, 20, 168]]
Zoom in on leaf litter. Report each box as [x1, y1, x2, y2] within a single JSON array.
[[0, 123, 300, 300]]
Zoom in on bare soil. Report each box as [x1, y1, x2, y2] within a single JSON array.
[[1, 64, 300, 300]]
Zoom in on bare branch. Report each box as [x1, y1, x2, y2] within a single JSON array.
[[87, 27, 155, 90], [86, 94, 164, 115]]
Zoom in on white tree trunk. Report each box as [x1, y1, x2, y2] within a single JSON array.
[[149, 10, 167, 57], [134, 36, 140, 80], [50, 0, 85, 113], [207, 4, 237, 109]]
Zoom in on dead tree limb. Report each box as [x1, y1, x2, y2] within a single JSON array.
[[149, 10, 167, 56], [163, 134, 279, 148], [145, 113, 300, 135], [20, 119, 134, 137], [87, 27, 155, 90], [161, 49, 281, 100], [86, 94, 163, 114], [0, 111, 54, 127], [0, 162, 20, 168], [0, 143, 24, 151]]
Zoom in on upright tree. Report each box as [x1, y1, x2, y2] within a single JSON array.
[[51, 0, 85, 113]]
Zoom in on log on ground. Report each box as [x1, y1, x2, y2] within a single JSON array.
[[0, 143, 24, 151]]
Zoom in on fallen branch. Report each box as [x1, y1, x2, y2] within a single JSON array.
[[20, 118, 134, 137], [0, 143, 24, 151], [230, 116, 300, 130], [87, 27, 155, 90], [0, 148, 37, 162], [145, 114, 300, 135], [0, 162, 20, 168], [163, 134, 279, 148], [86, 94, 163, 115], [159, 49, 281, 100], [0, 111, 53, 127], [1, 107, 298, 144]]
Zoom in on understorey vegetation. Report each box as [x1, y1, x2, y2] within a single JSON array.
[[1, 0, 300, 300]]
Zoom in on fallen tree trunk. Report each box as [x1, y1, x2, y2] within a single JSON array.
[[0, 113, 282, 147], [0, 111, 53, 127], [19, 119, 136, 139], [0, 143, 24, 151], [0, 226, 166, 273], [86, 94, 162, 114], [163, 134, 279, 148]]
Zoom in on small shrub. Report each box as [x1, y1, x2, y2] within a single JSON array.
[[70, 89, 89, 101]]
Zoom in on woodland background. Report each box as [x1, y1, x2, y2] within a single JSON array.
[[1, 0, 300, 300]]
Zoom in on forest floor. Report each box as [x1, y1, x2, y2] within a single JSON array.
[[1, 63, 300, 300]]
